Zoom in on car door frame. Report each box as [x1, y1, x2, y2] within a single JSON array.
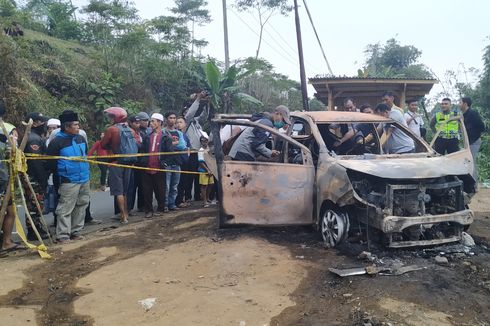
[[212, 115, 315, 227]]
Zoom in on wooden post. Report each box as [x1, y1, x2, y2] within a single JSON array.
[[328, 92, 334, 111], [293, 0, 309, 111], [399, 83, 407, 110]]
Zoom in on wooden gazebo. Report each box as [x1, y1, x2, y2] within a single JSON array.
[[309, 76, 437, 111]]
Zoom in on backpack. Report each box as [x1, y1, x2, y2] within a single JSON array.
[[115, 124, 138, 164], [222, 129, 244, 155]]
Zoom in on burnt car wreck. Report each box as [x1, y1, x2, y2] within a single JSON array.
[[208, 112, 476, 248]]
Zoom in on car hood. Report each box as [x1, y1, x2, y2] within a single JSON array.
[[337, 153, 473, 179]]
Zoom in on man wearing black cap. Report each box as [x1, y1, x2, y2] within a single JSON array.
[[24, 112, 50, 240], [46, 110, 90, 243], [137, 112, 152, 138]]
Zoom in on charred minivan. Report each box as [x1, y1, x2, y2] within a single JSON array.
[[209, 112, 476, 248]]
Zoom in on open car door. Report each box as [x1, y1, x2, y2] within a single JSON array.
[[212, 116, 315, 227]]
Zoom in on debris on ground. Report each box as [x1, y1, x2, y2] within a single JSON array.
[[380, 265, 426, 276], [462, 232, 476, 247], [138, 298, 156, 311], [434, 255, 449, 265], [329, 263, 423, 277], [329, 267, 367, 277], [358, 251, 374, 261]]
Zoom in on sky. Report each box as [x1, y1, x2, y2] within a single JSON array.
[[72, 0, 490, 104]]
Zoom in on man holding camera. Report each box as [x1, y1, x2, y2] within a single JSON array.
[[183, 91, 210, 201]]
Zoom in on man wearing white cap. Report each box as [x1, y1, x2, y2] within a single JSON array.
[[139, 113, 173, 218], [46, 118, 61, 145]]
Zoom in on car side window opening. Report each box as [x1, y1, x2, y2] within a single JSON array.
[[224, 122, 308, 165], [288, 119, 316, 164], [384, 122, 430, 154], [318, 123, 382, 155]]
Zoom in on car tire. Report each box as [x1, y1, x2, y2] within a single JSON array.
[[320, 208, 349, 248]]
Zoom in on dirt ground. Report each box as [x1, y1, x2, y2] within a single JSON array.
[[1, 189, 490, 326]]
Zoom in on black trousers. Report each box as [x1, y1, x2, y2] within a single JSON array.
[[99, 165, 107, 186], [141, 172, 166, 213], [176, 158, 193, 205], [434, 138, 459, 155], [188, 153, 200, 201]]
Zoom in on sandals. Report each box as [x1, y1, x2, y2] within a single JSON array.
[[0, 243, 24, 254]]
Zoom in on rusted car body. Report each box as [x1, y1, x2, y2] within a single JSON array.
[[209, 112, 476, 248]]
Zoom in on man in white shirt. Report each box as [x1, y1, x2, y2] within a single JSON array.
[[382, 91, 404, 115], [404, 99, 424, 138]]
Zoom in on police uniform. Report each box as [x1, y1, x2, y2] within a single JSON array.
[[433, 110, 460, 155]]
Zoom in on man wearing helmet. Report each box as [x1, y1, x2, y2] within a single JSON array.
[[101, 107, 141, 224]]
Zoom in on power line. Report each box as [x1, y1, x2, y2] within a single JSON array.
[[228, 8, 301, 69], [302, 0, 334, 75], [246, 11, 320, 74]]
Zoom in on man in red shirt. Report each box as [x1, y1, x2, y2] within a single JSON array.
[[88, 132, 111, 191], [139, 113, 173, 218], [100, 107, 141, 224]]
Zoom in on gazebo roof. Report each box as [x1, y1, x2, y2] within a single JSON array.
[[309, 76, 437, 110]]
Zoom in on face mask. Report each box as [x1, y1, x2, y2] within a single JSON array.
[[274, 121, 285, 129]]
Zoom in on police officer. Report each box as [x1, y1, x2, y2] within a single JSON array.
[[430, 98, 460, 155], [24, 112, 50, 240]]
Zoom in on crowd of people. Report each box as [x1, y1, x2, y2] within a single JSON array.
[[0, 91, 222, 248], [338, 92, 485, 172], [0, 89, 485, 251]]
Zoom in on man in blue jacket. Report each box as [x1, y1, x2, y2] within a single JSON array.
[[46, 110, 90, 243]]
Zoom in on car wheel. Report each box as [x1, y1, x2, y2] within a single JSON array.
[[320, 209, 349, 248]]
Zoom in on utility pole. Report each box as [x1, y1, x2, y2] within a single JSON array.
[[222, 0, 230, 69], [293, 0, 309, 111]]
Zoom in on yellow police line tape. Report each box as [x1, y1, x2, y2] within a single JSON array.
[[60, 156, 206, 175], [3, 144, 51, 259], [1, 148, 212, 259], [4, 151, 210, 175], [0, 150, 201, 163], [25, 150, 199, 159]]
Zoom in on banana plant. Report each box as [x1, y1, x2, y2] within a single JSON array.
[[203, 60, 263, 114]]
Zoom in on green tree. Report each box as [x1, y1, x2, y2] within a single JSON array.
[[0, 0, 17, 18], [81, 0, 139, 71], [45, 1, 81, 39], [359, 38, 433, 79], [237, 57, 305, 111], [202, 60, 262, 114], [21, 0, 81, 39], [235, 0, 292, 59], [170, 0, 210, 57], [147, 15, 191, 57]]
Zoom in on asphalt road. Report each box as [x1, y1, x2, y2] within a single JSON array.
[[14, 189, 128, 238]]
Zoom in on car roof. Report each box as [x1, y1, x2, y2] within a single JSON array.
[[292, 111, 392, 123]]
